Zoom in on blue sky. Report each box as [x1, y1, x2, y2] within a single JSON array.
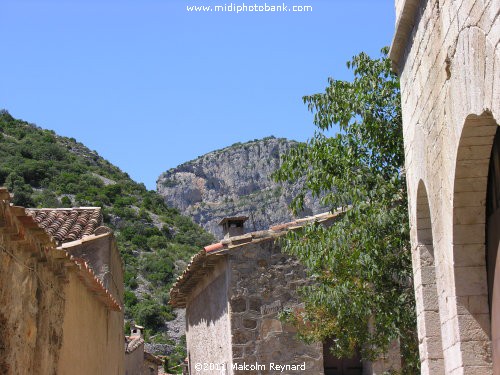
[[1, 0, 395, 190]]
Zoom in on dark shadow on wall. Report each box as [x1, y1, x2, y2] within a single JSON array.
[[187, 271, 228, 327]]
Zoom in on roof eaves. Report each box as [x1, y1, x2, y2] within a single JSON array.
[[0, 188, 120, 312], [169, 210, 343, 307]]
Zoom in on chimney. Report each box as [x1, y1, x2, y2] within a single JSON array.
[[219, 216, 248, 239], [130, 323, 144, 338]]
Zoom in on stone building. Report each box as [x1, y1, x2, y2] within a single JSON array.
[[0, 188, 125, 374], [125, 323, 164, 375], [390, 0, 499, 373], [144, 351, 164, 375], [170, 215, 401, 375], [126, 324, 147, 375]]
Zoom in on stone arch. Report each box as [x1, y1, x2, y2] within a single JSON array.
[[452, 112, 499, 370], [415, 180, 445, 374], [486, 123, 500, 373]]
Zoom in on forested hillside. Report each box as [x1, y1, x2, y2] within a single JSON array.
[[0, 110, 214, 356]]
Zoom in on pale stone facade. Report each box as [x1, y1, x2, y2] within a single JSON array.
[[171, 214, 401, 375], [390, 0, 499, 373], [0, 189, 125, 375]]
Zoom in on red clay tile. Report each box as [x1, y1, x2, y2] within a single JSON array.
[[27, 208, 102, 243]]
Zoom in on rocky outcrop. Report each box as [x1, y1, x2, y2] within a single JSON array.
[[157, 137, 325, 238]]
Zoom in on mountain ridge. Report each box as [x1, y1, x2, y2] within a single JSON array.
[[157, 136, 325, 238]]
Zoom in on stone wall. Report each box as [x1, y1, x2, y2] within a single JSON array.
[[180, 227, 403, 374], [143, 353, 162, 375], [227, 239, 324, 375], [173, 209, 411, 374], [391, 0, 499, 373]]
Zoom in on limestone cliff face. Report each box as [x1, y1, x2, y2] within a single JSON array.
[[156, 137, 325, 239]]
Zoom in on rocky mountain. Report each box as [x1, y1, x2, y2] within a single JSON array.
[[157, 136, 325, 238]]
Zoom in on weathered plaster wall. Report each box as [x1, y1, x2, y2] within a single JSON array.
[[57, 232, 124, 375], [392, 0, 499, 373], [57, 268, 125, 375], [0, 198, 125, 375], [62, 230, 124, 303], [186, 258, 233, 375], [0, 209, 65, 375], [0, 244, 65, 375], [125, 342, 145, 375], [227, 240, 325, 375]]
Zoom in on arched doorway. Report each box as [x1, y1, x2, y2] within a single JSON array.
[[487, 126, 500, 372], [415, 181, 445, 374], [452, 113, 498, 371], [323, 338, 362, 375]]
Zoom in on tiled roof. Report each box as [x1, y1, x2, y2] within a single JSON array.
[[0, 188, 120, 311], [125, 336, 144, 354], [170, 211, 343, 307], [27, 208, 102, 243]]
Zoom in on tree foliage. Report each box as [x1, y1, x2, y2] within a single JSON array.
[[274, 48, 418, 372]]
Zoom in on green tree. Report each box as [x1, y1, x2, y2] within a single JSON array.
[[133, 297, 172, 330], [274, 48, 418, 372], [165, 335, 187, 374]]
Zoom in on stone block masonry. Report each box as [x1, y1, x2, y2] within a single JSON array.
[[391, 0, 500, 373], [228, 240, 324, 374]]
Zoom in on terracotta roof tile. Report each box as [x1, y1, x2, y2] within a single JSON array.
[[27, 208, 102, 243], [204, 242, 223, 252], [170, 210, 343, 307], [0, 189, 120, 312], [125, 336, 144, 353]]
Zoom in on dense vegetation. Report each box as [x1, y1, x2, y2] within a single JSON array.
[[274, 48, 419, 372], [0, 110, 214, 362]]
